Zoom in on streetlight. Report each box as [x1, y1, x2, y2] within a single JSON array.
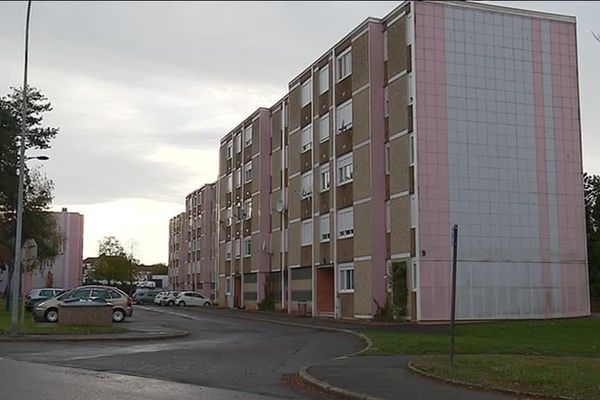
[[10, 0, 33, 337]]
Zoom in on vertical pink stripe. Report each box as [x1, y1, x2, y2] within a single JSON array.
[[551, 21, 587, 316], [415, 1, 450, 320], [531, 20, 553, 316]]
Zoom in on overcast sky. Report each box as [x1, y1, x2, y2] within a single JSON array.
[[1, 1, 598, 264]]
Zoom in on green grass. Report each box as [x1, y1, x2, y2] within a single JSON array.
[[364, 319, 600, 399], [0, 301, 126, 335], [412, 354, 600, 400], [364, 318, 600, 357]]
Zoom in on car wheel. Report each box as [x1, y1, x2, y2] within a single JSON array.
[[168, 300, 174, 306], [45, 308, 59, 323], [203, 302, 211, 307], [112, 309, 125, 323], [177, 301, 185, 307]]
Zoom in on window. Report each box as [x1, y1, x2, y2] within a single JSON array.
[[410, 135, 415, 165], [412, 260, 418, 290], [336, 100, 353, 133], [385, 201, 391, 233], [244, 125, 252, 147], [320, 214, 330, 242], [301, 124, 312, 152], [301, 79, 312, 107], [319, 114, 329, 142], [226, 174, 232, 192], [244, 237, 251, 257], [225, 241, 232, 260], [226, 277, 232, 294], [301, 171, 313, 198], [337, 207, 354, 238], [337, 153, 353, 185], [234, 134, 242, 153], [301, 219, 313, 246], [320, 163, 330, 192], [384, 86, 389, 117], [234, 168, 241, 188], [234, 238, 241, 259], [226, 142, 233, 159], [244, 198, 252, 220], [225, 207, 232, 226], [385, 143, 390, 174], [319, 65, 329, 94], [244, 161, 252, 183], [337, 49, 352, 81], [339, 264, 354, 292], [383, 30, 388, 61], [91, 289, 109, 300]]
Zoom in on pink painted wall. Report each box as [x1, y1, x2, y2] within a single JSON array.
[[22, 210, 84, 295], [414, 1, 589, 320]]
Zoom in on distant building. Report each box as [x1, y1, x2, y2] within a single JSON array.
[[22, 208, 84, 294]]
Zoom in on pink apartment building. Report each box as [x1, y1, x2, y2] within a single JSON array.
[[21, 208, 84, 294], [174, 1, 590, 321]]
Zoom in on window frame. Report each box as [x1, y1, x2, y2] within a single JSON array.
[[301, 171, 313, 198], [301, 79, 312, 107], [319, 65, 329, 94], [243, 237, 251, 257], [337, 207, 354, 239], [320, 163, 330, 192], [320, 214, 330, 242], [336, 48, 352, 81], [336, 99, 353, 134], [319, 113, 329, 143], [339, 263, 355, 293], [337, 153, 353, 186], [244, 161, 253, 183], [244, 126, 253, 147], [301, 124, 313, 153], [301, 219, 313, 247]]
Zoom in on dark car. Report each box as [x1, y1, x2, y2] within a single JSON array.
[[25, 288, 64, 311], [134, 289, 161, 305]]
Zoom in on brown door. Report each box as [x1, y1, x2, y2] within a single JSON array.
[[234, 276, 241, 308], [316, 267, 334, 314]]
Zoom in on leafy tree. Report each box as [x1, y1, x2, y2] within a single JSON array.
[[98, 235, 126, 257], [584, 173, 600, 297], [0, 87, 60, 271], [92, 236, 140, 287]]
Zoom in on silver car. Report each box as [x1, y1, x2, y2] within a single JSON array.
[[33, 285, 133, 323]]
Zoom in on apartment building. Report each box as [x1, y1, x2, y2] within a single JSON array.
[[185, 183, 217, 299], [167, 212, 185, 290], [185, 0, 589, 321], [216, 109, 272, 309], [21, 208, 84, 294]]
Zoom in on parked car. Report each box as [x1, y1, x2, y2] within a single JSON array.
[[134, 289, 161, 305], [154, 291, 168, 305], [174, 292, 212, 307], [160, 291, 180, 306], [33, 285, 133, 323], [25, 288, 64, 311]]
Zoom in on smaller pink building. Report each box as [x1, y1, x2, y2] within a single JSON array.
[[21, 208, 84, 294]]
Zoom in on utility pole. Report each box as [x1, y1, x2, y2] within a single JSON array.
[[450, 224, 459, 368], [10, 0, 32, 336]]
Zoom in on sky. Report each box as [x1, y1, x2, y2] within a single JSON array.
[[0, 1, 599, 264]]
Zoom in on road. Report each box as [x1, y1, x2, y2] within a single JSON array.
[[0, 306, 363, 400]]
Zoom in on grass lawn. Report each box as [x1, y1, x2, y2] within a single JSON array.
[[364, 318, 600, 357], [411, 354, 600, 400], [363, 318, 600, 400], [0, 301, 127, 335]]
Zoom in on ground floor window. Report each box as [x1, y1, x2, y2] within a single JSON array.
[[339, 263, 354, 293]]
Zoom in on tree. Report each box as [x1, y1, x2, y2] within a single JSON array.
[[98, 235, 126, 257], [92, 236, 140, 288], [584, 173, 600, 297], [0, 86, 60, 272]]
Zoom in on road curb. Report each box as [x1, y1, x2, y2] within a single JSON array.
[[0, 329, 189, 342], [407, 360, 573, 400], [298, 364, 386, 400]]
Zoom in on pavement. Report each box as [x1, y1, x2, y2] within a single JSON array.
[[169, 306, 517, 400]]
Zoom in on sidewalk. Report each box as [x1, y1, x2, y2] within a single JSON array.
[[304, 356, 514, 400], [184, 307, 515, 400]]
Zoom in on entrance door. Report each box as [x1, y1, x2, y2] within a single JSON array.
[[234, 276, 242, 308], [316, 267, 334, 315]]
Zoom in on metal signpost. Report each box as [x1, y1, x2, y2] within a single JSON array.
[[450, 224, 459, 368]]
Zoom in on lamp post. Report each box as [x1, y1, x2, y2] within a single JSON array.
[[10, 0, 33, 336]]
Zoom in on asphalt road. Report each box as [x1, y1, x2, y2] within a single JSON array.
[[0, 306, 363, 400]]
